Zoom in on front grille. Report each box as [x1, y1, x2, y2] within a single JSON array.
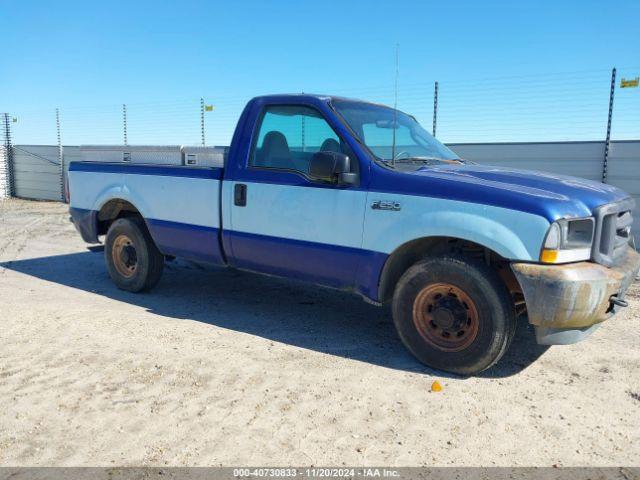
[[592, 198, 635, 266]]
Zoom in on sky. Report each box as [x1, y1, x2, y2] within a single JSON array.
[[2, 0, 639, 145]]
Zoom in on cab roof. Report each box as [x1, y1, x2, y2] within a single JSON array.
[[250, 93, 390, 109]]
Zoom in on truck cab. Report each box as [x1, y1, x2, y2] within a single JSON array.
[[68, 94, 640, 375]]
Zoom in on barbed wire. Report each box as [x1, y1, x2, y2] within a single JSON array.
[[4, 68, 639, 146]]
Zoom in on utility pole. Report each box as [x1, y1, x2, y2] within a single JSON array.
[[602, 67, 616, 183], [432, 81, 439, 137], [200, 97, 206, 146], [122, 104, 128, 146], [56, 108, 64, 201]]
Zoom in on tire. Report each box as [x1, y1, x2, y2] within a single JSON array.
[[104, 217, 164, 292], [392, 254, 516, 375]]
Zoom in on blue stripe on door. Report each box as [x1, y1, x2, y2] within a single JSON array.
[[226, 229, 387, 300]]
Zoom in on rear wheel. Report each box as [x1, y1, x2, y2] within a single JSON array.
[[392, 254, 516, 375], [105, 217, 164, 292]]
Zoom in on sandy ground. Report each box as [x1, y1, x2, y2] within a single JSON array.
[[0, 198, 638, 467]]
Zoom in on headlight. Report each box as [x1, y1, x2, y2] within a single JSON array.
[[540, 218, 594, 263]]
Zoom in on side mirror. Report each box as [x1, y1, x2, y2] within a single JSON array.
[[309, 151, 358, 186]]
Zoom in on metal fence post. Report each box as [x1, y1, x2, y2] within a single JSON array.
[[1, 113, 15, 198], [56, 108, 65, 201], [200, 98, 206, 146], [432, 81, 439, 137], [602, 67, 616, 183], [123, 104, 128, 146]]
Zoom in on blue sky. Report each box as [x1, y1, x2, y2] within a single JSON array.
[[3, 0, 639, 145]]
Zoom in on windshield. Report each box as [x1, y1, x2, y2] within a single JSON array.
[[332, 100, 461, 167]]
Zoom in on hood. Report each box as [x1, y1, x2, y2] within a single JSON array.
[[374, 163, 631, 222]]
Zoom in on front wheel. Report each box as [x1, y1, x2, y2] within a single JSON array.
[[392, 255, 516, 375], [105, 217, 164, 292]]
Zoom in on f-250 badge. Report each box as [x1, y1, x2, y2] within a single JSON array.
[[371, 200, 401, 211]]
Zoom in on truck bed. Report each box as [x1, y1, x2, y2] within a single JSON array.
[[68, 161, 226, 265]]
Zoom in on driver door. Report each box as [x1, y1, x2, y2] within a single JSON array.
[[227, 104, 367, 290]]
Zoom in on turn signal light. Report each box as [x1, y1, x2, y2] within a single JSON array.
[[540, 249, 559, 263]]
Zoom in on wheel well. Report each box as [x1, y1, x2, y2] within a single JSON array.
[[378, 236, 524, 313], [97, 199, 143, 236]]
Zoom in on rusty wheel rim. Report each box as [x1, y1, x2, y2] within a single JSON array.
[[412, 283, 479, 352], [112, 234, 138, 278]]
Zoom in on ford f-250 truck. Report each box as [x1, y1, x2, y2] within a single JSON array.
[[68, 94, 640, 375]]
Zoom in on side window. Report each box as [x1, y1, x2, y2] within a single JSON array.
[[250, 105, 356, 176]]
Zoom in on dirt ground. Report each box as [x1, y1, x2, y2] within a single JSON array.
[[0, 198, 639, 467]]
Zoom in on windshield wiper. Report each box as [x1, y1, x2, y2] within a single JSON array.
[[392, 156, 465, 165]]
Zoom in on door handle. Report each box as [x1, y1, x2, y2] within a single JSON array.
[[234, 183, 247, 207]]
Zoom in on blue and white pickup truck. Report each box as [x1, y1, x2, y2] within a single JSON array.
[[68, 94, 640, 375]]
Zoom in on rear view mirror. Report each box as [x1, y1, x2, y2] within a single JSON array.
[[309, 151, 358, 185], [375, 119, 398, 129]]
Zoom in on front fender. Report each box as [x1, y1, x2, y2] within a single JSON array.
[[362, 193, 551, 261]]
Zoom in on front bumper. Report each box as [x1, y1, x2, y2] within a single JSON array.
[[511, 246, 640, 345]]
